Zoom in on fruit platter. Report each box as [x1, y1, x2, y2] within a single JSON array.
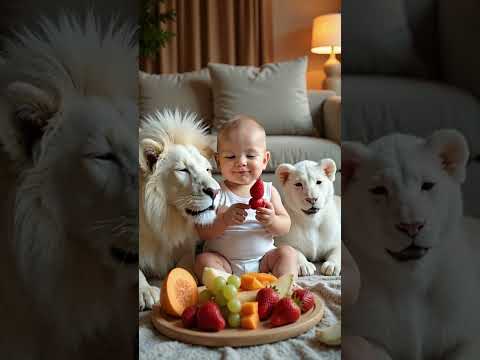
[[151, 267, 325, 347]]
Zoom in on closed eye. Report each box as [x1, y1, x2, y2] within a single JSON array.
[[224, 156, 235, 159], [369, 186, 388, 196], [86, 152, 118, 163], [421, 182, 435, 191], [177, 168, 190, 174]]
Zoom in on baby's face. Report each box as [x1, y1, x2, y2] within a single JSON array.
[[216, 127, 269, 186]]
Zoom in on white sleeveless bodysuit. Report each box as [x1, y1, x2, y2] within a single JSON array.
[[204, 181, 276, 274]]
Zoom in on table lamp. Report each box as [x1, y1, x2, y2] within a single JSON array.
[[311, 13, 341, 95]]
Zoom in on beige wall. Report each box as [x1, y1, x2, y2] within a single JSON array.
[[272, 0, 341, 90]]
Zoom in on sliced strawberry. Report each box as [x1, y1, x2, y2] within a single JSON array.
[[250, 178, 264, 199], [196, 301, 226, 332], [181, 305, 198, 329], [270, 297, 301, 327], [292, 288, 315, 313], [256, 287, 280, 320]]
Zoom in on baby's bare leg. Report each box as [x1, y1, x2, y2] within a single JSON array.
[[194, 252, 232, 283], [260, 245, 298, 279]]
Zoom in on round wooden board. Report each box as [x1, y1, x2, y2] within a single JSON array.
[[151, 293, 325, 347]]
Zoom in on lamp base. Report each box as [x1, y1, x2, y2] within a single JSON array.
[[323, 52, 341, 95]]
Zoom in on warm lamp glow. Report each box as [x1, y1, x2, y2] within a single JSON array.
[[311, 14, 341, 55]]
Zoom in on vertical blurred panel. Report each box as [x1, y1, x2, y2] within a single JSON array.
[[342, 0, 480, 358], [0, 1, 139, 359]]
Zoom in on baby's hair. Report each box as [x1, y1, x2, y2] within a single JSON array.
[[217, 114, 266, 149]]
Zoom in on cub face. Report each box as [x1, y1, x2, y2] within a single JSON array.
[[343, 130, 469, 264], [276, 159, 336, 216]]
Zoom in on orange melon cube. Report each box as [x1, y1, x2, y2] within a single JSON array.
[[241, 313, 259, 330], [241, 301, 258, 316], [255, 273, 278, 284], [240, 274, 264, 290]]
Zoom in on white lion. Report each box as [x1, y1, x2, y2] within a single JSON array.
[[275, 159, 341, 276], [0, 14, 138, 359], [139, 109, 220, 311], [342, 130, 480, 359]]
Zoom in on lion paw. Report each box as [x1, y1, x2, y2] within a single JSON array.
[[320, 261, 341, 276], [298, 260, 317, 276], [139, 284, 160, 311]]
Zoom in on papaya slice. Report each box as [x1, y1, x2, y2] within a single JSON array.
[[241, 313, 259, 330]]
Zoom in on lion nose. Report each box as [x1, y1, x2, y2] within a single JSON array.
[[306, 197, 317, 205], [203, 187, 219, 200], [396, 222, 425, 238]]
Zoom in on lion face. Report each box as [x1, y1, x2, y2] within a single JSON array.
[[343, 130, 468, 265], [276, 159, 336, 216]]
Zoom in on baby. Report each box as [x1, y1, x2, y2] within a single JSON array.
[[194, 115, 298, 279]]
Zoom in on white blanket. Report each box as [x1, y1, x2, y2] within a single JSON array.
[[139, 274, 341, 360]]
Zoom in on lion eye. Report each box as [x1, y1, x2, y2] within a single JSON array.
[[369, 186, 388, 196], [177, 168, 190, 174], [294, 182, 303, 187], [421, 182, 435, 191], [316, 180, 322, 185]]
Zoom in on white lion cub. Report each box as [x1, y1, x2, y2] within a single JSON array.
[[275, 159, 341, 276]]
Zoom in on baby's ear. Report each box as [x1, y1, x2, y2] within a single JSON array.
[[319, 159, 337, 182], [426, 129, 469, 183], [275, 163, 295, 186], [139, 139, 165, 174], [2, 81, 59, 164]]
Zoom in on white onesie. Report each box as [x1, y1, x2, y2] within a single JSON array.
[[204, 181, 276, 275]]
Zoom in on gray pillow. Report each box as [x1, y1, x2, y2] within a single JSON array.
[[343, 0, 427, 76], [139, 69, 213, 125], [208, 57, 313, 135]]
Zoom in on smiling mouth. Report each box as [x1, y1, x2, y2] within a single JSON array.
[[111, 247, 138, 265], [386, 245, 430, 262], [302, 207, 320, 215], [186, 204, 215, 216]]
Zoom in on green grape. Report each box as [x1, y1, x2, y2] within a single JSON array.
[[227, 275, 241, 289], [213, 276, 227, 292], [222, 284, 238, 301], [215, 291, 228, 306], [198, 289, 213, 304], [228, 313, 241, 328], [227, 298, 242, 313]]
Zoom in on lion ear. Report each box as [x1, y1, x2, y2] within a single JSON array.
[[319, 159, 337, 182], [275, 163, 296, 186], [3, 81, 58, 163], [426, 129, 469, 183], [140, 139, 164, 173], [342, 141, 371, 191]]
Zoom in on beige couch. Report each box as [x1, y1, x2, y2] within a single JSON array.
[[139, 68, 341, 195]]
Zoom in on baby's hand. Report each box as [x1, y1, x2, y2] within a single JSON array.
[[255, 200, 276, 227], [219, 203, 250, 226]]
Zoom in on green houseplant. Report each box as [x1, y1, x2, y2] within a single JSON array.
[[139, 0, 176, 72]]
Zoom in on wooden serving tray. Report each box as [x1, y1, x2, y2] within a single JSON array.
[[151, 292, 324, 347]]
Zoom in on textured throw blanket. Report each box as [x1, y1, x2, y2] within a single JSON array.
[[139, 273, 341, 360]]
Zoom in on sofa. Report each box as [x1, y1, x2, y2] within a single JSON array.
[[342, 0, 480, 218], [139, 60, 342, 196]]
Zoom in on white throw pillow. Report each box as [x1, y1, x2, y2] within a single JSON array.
[[208, 57, 313, 135], [139, 69, 213, 125]]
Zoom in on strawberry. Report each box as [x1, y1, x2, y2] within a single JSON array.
[[250, 178, 264, 199], [249, 197, 266, 209], [256, 287, 280, 320], [196, 301, 226, 332], [270, 297, 301, 327], [181, 305, 198, 329], [292, 288, 315, 313]]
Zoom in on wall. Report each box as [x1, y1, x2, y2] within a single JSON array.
[[272, 0, 341, 89]]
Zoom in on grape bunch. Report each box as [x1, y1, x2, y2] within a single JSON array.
[[200, 274, 242, 328]]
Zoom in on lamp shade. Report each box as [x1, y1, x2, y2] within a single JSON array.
[[311, 13, 341, 54]]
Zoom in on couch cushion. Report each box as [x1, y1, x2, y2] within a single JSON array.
[[343, 0, 428, 76], [342, 75, 480, 155], [208, 57, 313, 135], [139, 69, 213, 125]]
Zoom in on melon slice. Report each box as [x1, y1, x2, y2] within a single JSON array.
[[270, 273, 295, 298], [202, 267, 231, 292], [160, 268, 198, 317], [316, 322, 341, 346]]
